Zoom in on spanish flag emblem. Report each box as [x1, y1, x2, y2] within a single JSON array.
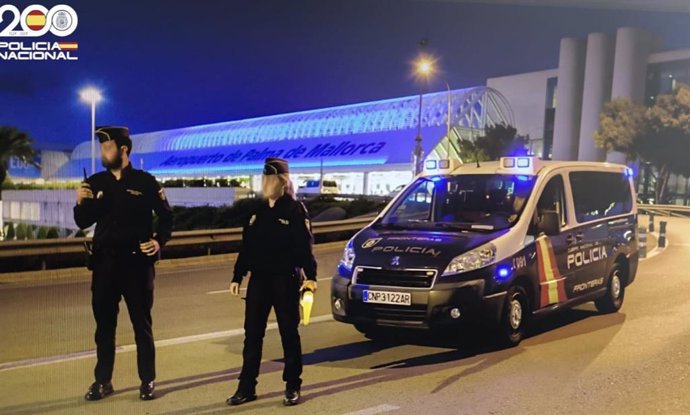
[[26, 10, 47, 31], [536, 236, 567, 307]]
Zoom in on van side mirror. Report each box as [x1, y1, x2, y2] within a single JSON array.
[[537, 210, 560, 236]]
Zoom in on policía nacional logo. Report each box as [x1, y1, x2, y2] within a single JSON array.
[[0, 4, 79, 62]]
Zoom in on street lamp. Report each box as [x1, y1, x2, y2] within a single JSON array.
[[444, 80, 452, 158], [79, 87, 103, 175], [413, 57, 434, 175]]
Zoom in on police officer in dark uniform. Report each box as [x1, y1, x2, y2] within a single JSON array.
[[227, 157, 317, 407], [74, 126, 173, 402]]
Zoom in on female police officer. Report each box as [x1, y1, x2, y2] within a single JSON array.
[[227, 157, 317, 407]]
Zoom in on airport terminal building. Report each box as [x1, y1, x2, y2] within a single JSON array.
[[45, 86, 514, 196]]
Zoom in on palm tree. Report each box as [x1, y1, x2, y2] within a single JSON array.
[[0, 126, 39, 240]]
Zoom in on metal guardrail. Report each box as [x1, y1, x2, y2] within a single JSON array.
[[0, 216, 375, 259], [3, 203, 688, 269], [638, 204, 690, 218]]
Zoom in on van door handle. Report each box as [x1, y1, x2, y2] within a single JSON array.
[[566, 234, 576, 245], [575, 232, 584, 240]]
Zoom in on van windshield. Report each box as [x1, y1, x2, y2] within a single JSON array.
[[378, 174, 537, 231]]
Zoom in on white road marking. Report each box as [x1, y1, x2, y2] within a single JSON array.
[[0, 314, 334, 372], [206, 276, 334, 294], [342, 404, 401, 415]]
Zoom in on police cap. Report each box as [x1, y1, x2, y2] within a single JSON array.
[[263, 157, 289, 175], [95, 126, 132, 153]]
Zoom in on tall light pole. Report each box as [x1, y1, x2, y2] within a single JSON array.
[[413, 58, 433, 175], [445, 80, 452, 158], [79, 87, 103, 175]]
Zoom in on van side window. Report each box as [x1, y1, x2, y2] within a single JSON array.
[[570, 172, 632, 222], [535, 175, 567, 227]]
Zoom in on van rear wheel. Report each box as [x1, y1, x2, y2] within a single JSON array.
[[595, 264, 625, 313], [496, 285, 529, 347]]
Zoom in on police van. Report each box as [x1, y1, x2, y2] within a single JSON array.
[[331, 157, 638, 346]]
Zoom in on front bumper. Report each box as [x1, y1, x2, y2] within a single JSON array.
[[331, 273, 507, 329]]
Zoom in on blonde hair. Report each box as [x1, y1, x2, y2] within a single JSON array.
[[262, 173, 295, 200]]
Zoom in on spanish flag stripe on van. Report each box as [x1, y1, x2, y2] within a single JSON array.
[[536, 236, 567, 307]]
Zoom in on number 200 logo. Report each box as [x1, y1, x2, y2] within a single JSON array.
[[0, 4, 78, 37]]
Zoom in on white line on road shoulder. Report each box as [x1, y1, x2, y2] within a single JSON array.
[[342, 404, 401, 415], [206, 276, 333, 294]]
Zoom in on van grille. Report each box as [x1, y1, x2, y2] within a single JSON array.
[[355, 268, 436, 288]]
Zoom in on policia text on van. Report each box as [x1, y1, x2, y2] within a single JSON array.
[[331, 157, 638, 346]]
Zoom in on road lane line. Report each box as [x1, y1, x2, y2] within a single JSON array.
[[343, 404, 401, 415], [206, 276, 334, 294], [0, 314, 334, 372]]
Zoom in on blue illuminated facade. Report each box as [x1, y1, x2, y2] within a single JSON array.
[[56, 86, 514, 179]]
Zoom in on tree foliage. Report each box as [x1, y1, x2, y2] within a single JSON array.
[[594, 83, 690, 203], [458, 123, 528, 163], [0, 126, 40, 200]]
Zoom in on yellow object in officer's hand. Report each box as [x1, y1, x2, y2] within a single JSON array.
[[301, 279, 317, 292], [300, 289, 314, 326]]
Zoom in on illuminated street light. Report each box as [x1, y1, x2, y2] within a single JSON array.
[[416, 59, 434, 77], [79, 87, 103, 175]]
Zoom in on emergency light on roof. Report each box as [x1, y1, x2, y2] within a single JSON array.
[[422, 158, 462, 176], [498, 156, 540, 175]]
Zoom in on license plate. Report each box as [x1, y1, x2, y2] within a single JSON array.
[[362, 290, 411, 306]]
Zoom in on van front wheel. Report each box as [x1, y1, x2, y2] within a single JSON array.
[[595, 264, 625, 313], [496, 285, 529, 347]]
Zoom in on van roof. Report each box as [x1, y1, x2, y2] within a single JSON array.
[[440, 159, 630, 177]]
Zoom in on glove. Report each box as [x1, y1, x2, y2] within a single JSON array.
[[301, 279, 317, 293]]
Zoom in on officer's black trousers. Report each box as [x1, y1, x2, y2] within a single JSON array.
[[239, 273, 302, 391], [91, 252, 155, 384]]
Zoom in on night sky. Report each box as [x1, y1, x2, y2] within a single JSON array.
[[1, 0, 689, 151]]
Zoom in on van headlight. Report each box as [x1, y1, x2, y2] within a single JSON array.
[[442, 243, 497, 276], [340, 238, 356, 271]]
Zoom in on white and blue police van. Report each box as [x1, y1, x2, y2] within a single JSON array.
[[331, 157, 639, 346]]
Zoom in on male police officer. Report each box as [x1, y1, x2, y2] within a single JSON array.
[[228, 157, 317, 406], [74, 126, 173, 401]]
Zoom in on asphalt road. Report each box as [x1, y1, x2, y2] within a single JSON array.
[[0, 218, 688, 415]]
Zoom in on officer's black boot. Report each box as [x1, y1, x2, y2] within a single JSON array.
[[84, 382, 114, 401], [226, 386, 257, 406], [139, 381, 155, 400], [283, 387, 300, 406]]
